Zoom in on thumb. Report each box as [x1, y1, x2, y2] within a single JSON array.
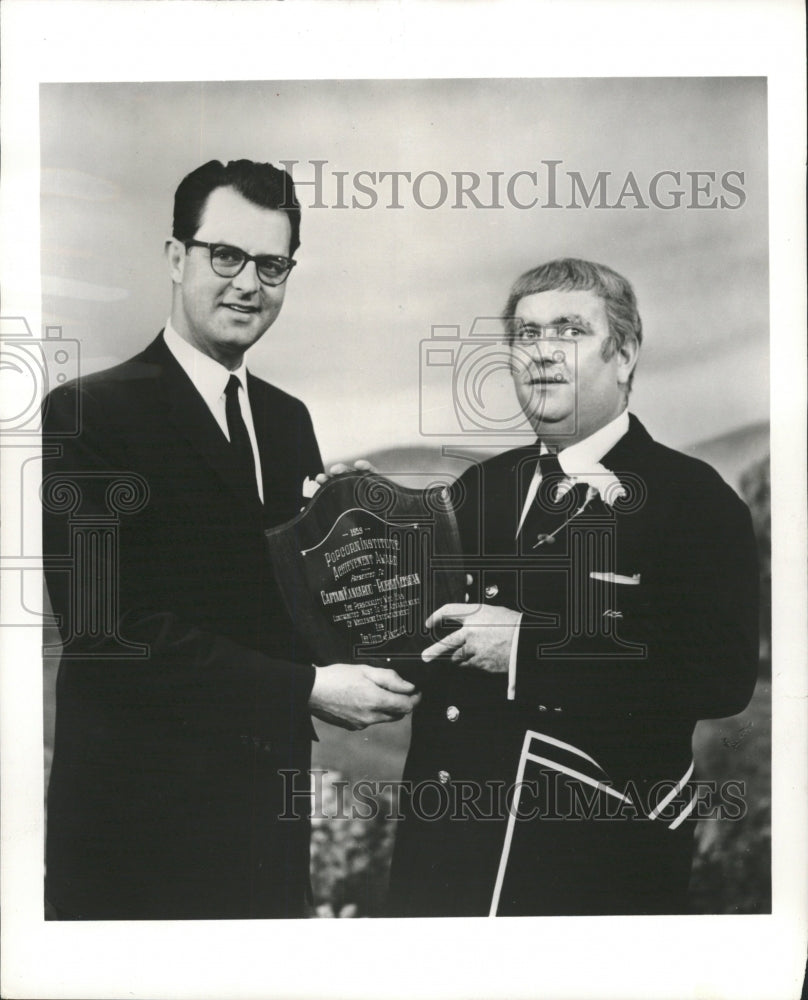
[[362, 665, 416, 693]]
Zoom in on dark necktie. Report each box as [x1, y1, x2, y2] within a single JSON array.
[[520, 450, 569, 552], [224, 375, 259, 500], [537, 451, 565, 508]]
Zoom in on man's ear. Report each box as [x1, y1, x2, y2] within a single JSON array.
[[165, 238, 185, 283], [616, 338, 640, 388]]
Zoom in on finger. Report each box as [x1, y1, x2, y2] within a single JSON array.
[[371, 690, 420, 718], [353, 459, 378, 473], [363, 666, 416, 693], [314, 473, 330, 485], [328, 463, 351, 475], [466, 574, 473, 586], [422, 628, 466, 663], [425, 603, 475, 629]]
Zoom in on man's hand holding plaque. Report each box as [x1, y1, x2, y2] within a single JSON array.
[[265, 467, 465, 690], [308, 663, 421, 731], [313, 458, 378, 487]]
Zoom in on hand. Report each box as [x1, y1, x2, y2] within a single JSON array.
[[421, 602, 522, 674], [314, 459, 378, 490], [308, 663, 421, 731]]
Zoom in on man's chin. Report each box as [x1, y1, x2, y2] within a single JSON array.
[[525, 410, 578, 440], [217, 315, 272, 343], [521, 402, 571, 429]]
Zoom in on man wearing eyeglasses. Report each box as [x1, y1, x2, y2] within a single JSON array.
[[43, 159, 419, 920], [388, 258, 759, 917]]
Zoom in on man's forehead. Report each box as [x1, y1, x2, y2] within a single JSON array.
[[514, 287, 607, 322], [195, 185, 291, 250]]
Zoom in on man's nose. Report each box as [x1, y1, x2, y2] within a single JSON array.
[[533, 342, 567, 367], [231, 260, 260, 292]]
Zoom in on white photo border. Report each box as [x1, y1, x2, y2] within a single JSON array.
[[1, 2, 805, 999]]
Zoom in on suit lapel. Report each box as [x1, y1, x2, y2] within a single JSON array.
[[246, 373, 278, 508], [487, 444, 540, 552], [145, 333, 262, 512]]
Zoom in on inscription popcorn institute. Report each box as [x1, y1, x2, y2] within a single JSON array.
[[319, 535, 421, 644]]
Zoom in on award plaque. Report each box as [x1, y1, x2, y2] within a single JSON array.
[[265, 472, 465, 670]]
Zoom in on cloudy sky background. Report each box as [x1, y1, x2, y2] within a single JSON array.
[[40, 78, 768, 462]]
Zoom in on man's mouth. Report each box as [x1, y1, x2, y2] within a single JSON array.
[[222, 303, 259, 314], [528, 373, 567, 385]]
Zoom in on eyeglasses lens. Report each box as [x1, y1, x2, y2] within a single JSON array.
[[210, 246, 290, 286]]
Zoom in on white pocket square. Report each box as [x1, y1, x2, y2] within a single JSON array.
[[590, 571, 641, 585]]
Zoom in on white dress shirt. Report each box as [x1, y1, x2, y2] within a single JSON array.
[[507, 408, 630, 698], [163, 322, 264, 502]]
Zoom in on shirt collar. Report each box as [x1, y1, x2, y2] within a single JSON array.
[[163, 320, 248, 408], [542, 409, 629, 475]]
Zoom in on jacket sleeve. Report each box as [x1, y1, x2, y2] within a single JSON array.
[[512, 471, 760, 723], [42, 380, 318, 740]]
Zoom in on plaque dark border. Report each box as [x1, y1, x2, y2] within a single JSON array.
[[265, 472, 464, 669]]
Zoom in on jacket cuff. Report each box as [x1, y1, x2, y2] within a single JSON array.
[[507, 613, 524, 700]]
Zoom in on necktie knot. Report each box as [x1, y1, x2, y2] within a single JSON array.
[[536, 450, 567, 510], [225, 373, 241, 402], [538, 451, 564, 481]]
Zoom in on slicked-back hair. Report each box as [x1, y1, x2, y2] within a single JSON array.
[[172, 159, 301, 256], [502, 258, 643, 390]]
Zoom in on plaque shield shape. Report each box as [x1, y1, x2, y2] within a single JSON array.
[[265, 472, 465, 671]]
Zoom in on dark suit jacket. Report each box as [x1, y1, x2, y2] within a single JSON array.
[[43, 333, 323, 919], [388, 415, 759, 916]]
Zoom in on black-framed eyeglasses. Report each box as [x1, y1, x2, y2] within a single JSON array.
[[184, 240, 297, 286]]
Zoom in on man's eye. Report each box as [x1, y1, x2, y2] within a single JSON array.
[[257, 259, 284, 277], [560, 325, 585, 338], [213, 247, 243, 265], [518, 326, 540, 341]]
